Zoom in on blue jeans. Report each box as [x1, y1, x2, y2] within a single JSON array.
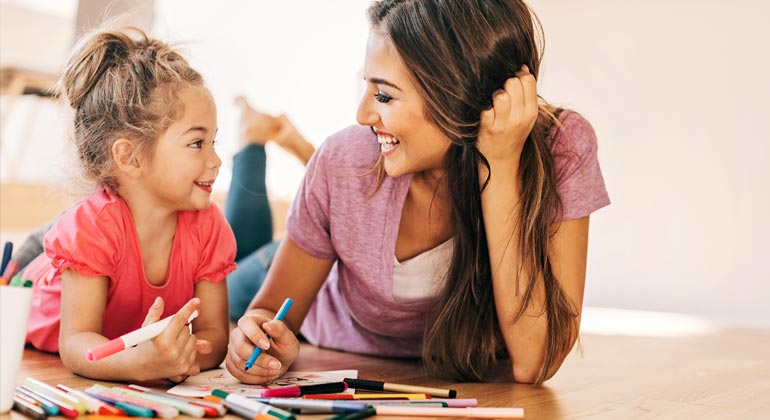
[[225, 145, 281, 322]]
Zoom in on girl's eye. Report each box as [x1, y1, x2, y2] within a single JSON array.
[[190, 140, 203, 149], [374, 92, 393, 103]]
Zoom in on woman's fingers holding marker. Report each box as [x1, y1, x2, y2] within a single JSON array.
[[237, 314, 272, 351], [262, 320, 300, 363], [225, 344, 279, 384]]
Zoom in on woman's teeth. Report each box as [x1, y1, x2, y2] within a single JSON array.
[[378, 134, 399, 152], [194, 181, 212, 187]]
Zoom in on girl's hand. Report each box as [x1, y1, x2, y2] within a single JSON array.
[[478, 65, 539, 163], [139, 297, 205, 380], [225, 312, 300, 384]]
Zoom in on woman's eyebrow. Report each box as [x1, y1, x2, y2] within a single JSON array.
[[365, 77, 402, 91]]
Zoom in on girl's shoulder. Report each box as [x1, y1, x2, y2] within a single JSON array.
[[178, 201, 230, 234], [56, 188, 129, 234]]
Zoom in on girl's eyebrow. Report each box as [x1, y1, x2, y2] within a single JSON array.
[[182, 126, 207, 135], [364, 76, 402, 91]]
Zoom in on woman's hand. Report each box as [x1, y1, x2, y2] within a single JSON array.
[[478, 66, 538, 164], [225, 312, 300, 384]]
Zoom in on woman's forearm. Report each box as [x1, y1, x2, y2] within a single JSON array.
[[480, 158, 550, 382]]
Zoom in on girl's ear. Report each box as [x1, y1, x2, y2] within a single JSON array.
[[112, 138, 142, 178]]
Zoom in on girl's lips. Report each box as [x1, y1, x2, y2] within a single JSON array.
[[194, 181, 213, 193]]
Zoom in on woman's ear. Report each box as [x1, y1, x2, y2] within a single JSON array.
[[112, 139, 142, 178]]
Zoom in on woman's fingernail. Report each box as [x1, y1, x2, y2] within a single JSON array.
[[268, 360, 281, 369], [153, 297, 161, 306], [259, 339, 270, 349]]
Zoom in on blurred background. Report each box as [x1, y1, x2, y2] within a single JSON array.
[[1, 0, 768, 331]]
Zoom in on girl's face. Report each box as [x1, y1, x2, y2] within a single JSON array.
[[357, 30, 451, 179], [142, 86, 221, 212]]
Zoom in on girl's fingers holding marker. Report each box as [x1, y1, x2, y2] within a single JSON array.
[[195, 339, 212, 354], [142, 297, 164, 327], [168, 298, 201, 334]]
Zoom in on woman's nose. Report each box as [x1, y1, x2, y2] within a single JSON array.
[[356, 91, 379, 126]]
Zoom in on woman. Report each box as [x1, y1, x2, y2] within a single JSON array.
[[227, 0, 609, 385]]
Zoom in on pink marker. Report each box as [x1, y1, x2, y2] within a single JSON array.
[[261, 382, 348, 398], [86, 309, 199, 361]]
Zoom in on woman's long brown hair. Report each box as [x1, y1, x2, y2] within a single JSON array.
[[368, 0, 578, 384]]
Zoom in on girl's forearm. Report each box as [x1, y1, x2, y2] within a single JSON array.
[[59, 332, 154, 382]]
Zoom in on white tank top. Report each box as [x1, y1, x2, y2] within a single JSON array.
[[392, 238, 454, 303]]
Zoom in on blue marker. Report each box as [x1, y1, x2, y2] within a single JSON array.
[[245, 298, 293, 370], [1, 241, 13, 275]]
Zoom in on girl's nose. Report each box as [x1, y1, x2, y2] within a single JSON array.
[[209, 148, 222, 169]]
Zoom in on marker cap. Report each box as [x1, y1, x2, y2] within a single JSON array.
[[86, 338, 125, 361]]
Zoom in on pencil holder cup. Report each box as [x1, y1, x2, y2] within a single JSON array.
[[0, 286, 33, 413]]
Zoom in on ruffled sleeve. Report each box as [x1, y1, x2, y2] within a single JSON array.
[[44, 193, 123, 279], [551, 111, 611, 221], [193, 203, 237, 283]]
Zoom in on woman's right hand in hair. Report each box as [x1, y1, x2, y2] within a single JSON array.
[[139, 297, 208, 381], [478, 65, 539, 163], [225, 311, 300, 384]]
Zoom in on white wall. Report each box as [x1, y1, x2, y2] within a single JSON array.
[[534, 0, 770, 329], [2, 0, 768, 329]]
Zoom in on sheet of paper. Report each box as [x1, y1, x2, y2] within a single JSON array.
[[167, 368, 358, 397]]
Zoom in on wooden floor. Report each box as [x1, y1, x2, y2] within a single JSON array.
[[6, 324, 770, 420]]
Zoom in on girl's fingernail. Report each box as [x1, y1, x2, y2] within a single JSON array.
[[258, 339, 270, 349], [153, 297, 161, 306], [268, 360, 281, 369]]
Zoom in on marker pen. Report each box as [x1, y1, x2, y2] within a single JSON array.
[[251, 398, 370, 413], [245, 298, 293, 370], [261, 381, 347, 398], [86, 309, 199, 361]]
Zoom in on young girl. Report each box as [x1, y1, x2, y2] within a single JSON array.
[[23, 27, 236, 382], [227, 0, 609, 385]]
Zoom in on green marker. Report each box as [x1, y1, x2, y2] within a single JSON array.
[[9, 275, 23, 287]]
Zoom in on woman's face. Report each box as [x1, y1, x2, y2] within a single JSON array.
[[357, 30, 451, 178]]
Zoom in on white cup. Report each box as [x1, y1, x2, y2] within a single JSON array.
[[0, 286, 33, 413]]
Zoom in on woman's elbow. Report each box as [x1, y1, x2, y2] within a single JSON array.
[[512, 363, 540, 384], [512, 361, 562, 384]]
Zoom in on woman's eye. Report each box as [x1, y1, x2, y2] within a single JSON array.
[[374, 92, 393, 103], [190, 140, 203, 149]]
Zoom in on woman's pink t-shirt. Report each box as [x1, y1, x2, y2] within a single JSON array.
[[288, 110, 610, 357], [24, 189, 237, 352]]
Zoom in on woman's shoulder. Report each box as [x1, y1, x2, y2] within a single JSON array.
[[548, 109, 598, 156], [317, 125, 380, 169]]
